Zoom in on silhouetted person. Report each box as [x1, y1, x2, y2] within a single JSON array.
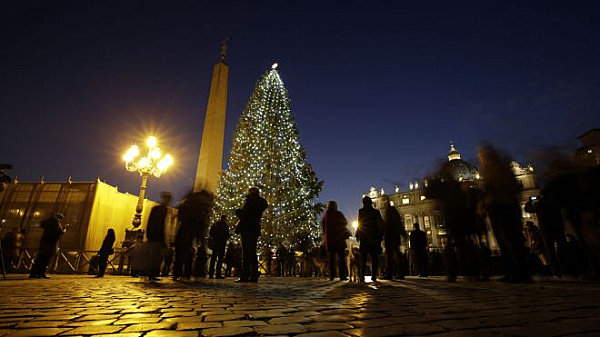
[[380, 196, 405, 280], [263, 247, 273, 275], [174, 190, 213, 280], [30, 213, 68, 279], [425, 176, 486, 280], [128, 232, 144, 277], [524, 221, 546, 273], [525, 194, 566, 277], [162, 245, 174, 276], [226, 242, 243, 277], [276, 244, 287, 276], [564, 234, 584, 277], [357, 196, 384, 281], [287, 245, 296, 277], [193, 192, 215, 279], [224, 242, 236, 277], [208, 215, 230, 279], [541, 156, 600, 277], [96, 228, 116, 277], [442, 237, 458, 282], [322, 200, 350, 281], [173, 194, 195, 280], [479, 241, 492, 281], [409, 222, 428, 277], [235, 187, 268, 282], [479, 146, 530, 283], [2, 227, 24, 272], [146, 191, 171, 281]]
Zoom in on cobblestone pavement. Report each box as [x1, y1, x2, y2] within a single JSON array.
[[0, 275, 599, 337]]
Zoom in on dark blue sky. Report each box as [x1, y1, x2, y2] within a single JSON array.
[[2, 1, 599, 218]]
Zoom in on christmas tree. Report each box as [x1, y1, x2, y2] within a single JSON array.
[[213, 64, 323, 251]]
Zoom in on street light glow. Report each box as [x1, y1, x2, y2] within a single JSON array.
[[123, 145, 139, 162], [352, 221, 359, 230], [157, 154, 173, 173], [149, 147, 161, 159], [123, 136, 173, 178], [146, 136, 157, 148], [123, 135, 173, 228]]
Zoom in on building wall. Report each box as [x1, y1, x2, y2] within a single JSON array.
[[367, 162, 540, 251], [86, 181, 178, 251], [0, 180, 178, 253], [0, 181, 96, 250]]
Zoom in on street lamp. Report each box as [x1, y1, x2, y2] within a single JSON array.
[[123, 136, 173, 228], [351, 220, 359, 235]]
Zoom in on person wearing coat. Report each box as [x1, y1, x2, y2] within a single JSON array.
[[235, 187, 268, 283], [276, 244, 288, 277], [208, 215, 230, 279], [357, 196, 384, 282], [1, 227, 24, 272], [322, 200, 350, 281], [524, 193, 566, 278], [381, 196, 406, 279], [410, 222, 428, 277], [173, 191, 213, 280], [96, 228, 116, 277], [30, 213, 68, 279], [478, 146, 531, 283], [145, 191, 172, 281]]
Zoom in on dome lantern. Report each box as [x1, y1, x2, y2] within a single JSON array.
[[448, 141, 461, 161]]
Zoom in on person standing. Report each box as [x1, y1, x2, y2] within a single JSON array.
[[287, 245, 296, 277], [30, 213, 68, 279], [235, 187, 268, 283], [263, 247, 273, 276], [409, 223, 428, 277], [276, 244, 288, 277], [161, 244, 175, 277], [173, 191, 212, 280], [525, 193, 566, 278], [96, 229, 116, 277], [146, 191, 171, 281], [357, 196, 384, 282], [322, 200, 350, 281], [381, 196, 405, 280], [524, 221, 546, 272], [173, 193, 195, 280], [224, 242, 236, 277], [2, 227, 24, 272], [478, 146, 531, 283], [208, 215, 230, 279], [190, 191, 214, 279]]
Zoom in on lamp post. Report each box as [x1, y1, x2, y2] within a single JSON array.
[[123, 136, 173, 228]]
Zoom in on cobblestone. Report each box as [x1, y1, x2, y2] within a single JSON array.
[[201, 326, 253, 336], [0, 275, 599, 336], [60, 325, 123, 335]]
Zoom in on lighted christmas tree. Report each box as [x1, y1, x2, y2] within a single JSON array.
[[213, 64, 323, 250]]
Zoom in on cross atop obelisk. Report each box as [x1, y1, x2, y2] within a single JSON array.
[[193, 40, 230, 193]]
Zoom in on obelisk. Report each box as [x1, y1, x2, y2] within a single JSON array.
[[193, 39, 229, 193]]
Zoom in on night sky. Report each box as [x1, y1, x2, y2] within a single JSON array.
[[2, 1, 600, 218]]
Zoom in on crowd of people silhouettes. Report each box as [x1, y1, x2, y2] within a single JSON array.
[[9, 143, 600, 283]]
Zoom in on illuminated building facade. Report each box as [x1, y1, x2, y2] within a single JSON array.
[[365, 143, 539, 250]]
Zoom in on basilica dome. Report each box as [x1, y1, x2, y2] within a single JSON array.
[[440, 143, 480, 182]]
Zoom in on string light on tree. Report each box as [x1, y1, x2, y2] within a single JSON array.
[[214, 64, 323, 250]]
